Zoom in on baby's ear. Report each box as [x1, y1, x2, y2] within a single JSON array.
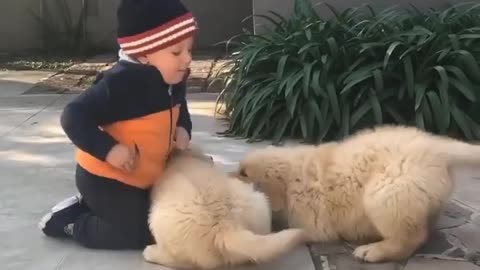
[[137, 56, 148, 64]]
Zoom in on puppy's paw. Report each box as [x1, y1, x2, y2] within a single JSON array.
[[143, 245, 158, 263], [288, 228, 312, 244], [295, 229, 314, 243], [352, 243, 385, 263]]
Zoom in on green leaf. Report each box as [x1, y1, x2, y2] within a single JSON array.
[[244, 46, 266, 73], [373, 69, 384, 92], [450, 78, 476, 102], [242, 99, 269, 129], [415, 110, 425, 129], [459, 34, 480, 40], [351, 101, 371, 128], [433, 66, 449, 102], [385, 106, 408, 124], [422, 96, 434, 130], [433, 66, 450, 127], [327, 82, 341, 124], [448, 34, 461, 50], [339, 103, 351, 138], [289, 117, 299, 137], [277, 55, 289, 80], [359, 42, 385, 54], [454, 50, 480, 83], [426, 91, 447, 134], [383, 41, 402, 68], [369, 89, 382, 124], [327, 37, 339, 58], [414, 83, 427, 111], [348, 57, 368, 73], [398, 85, 406, 100], [287, 84, 302, 117], [298, 42, 320, 55], [268, 10, 288, 25], [305, 28, 312, 41], [303, 61, 315, 98], [444, 66, 476, 101], [320, 97, 330, 122], [306, 105, 316, 141], [340, 70, 374, 95], [403, 56, 415, 98], [311, 70, 327, 98], [299, 109, 308, 140], [285, 71, 303, 98], [451, 104, 474, 140], [318, 114, 333, 142], [437, 48, 452, 62], [352, 86, 368, 107], [249, 109, 270, 142], [272, 112, 291, 145], [308, 99, 323, 130]]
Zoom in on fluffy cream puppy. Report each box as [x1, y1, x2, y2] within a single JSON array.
[[234, 125, 480, 263], [143, 146, 309, 269]]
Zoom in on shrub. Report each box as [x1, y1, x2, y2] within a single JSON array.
[[29, 0, 91, 56], [213, 0, 480, 144]]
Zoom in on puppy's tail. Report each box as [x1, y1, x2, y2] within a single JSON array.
[[217, 228, 308, 265], [433, 136, 480, 166]]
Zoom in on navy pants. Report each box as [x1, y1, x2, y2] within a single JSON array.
[[72, 165, 154, 249]]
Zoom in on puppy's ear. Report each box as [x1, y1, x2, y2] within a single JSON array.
[[185, 143, 202, 154], [227, 171, 239, 178], [167, 147, 183, 161]]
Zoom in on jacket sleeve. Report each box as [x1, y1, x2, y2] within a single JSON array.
[[60, 77, 118, 161], [176, 70, 192, 138], [177, 97, 192, 138]]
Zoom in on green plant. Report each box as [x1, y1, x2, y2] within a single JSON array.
[[213, 0, 480, 144]]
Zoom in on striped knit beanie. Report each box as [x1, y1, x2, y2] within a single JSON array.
[[116, 0, 198, 58]]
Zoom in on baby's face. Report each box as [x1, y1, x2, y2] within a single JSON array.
[[143, 37, 194, 85]]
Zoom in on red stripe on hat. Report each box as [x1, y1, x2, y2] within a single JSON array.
[[126, 30, 197, 58], [117, 12, 194, 44]]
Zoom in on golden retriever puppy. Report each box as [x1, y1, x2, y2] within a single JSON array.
[[143, 146, 309, 269], [234, 125, 480, 263]]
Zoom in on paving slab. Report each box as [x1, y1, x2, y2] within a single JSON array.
[[452, 167, 480, 212], [0, 70, 55, 87], [404, 258, 479, 270], [3, 69, 480, 270]]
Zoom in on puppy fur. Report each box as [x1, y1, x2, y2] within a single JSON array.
[[143, 145, 309, 269], [234, 125, 480, 263]]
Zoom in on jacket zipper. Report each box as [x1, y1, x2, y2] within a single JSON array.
[[168, 85, 173, 152]]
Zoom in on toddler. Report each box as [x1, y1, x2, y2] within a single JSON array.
[[38, 0, 198, 249]]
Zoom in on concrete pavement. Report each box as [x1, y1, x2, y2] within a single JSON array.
[[1, 69, 480, 270], [0, 70, 314, 270]]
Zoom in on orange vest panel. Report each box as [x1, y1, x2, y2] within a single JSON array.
[[75, 105, 180, 189]]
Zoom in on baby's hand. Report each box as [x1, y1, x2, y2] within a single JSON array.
[[174, 126, 190, 150], [105, 144, 137, 172]]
